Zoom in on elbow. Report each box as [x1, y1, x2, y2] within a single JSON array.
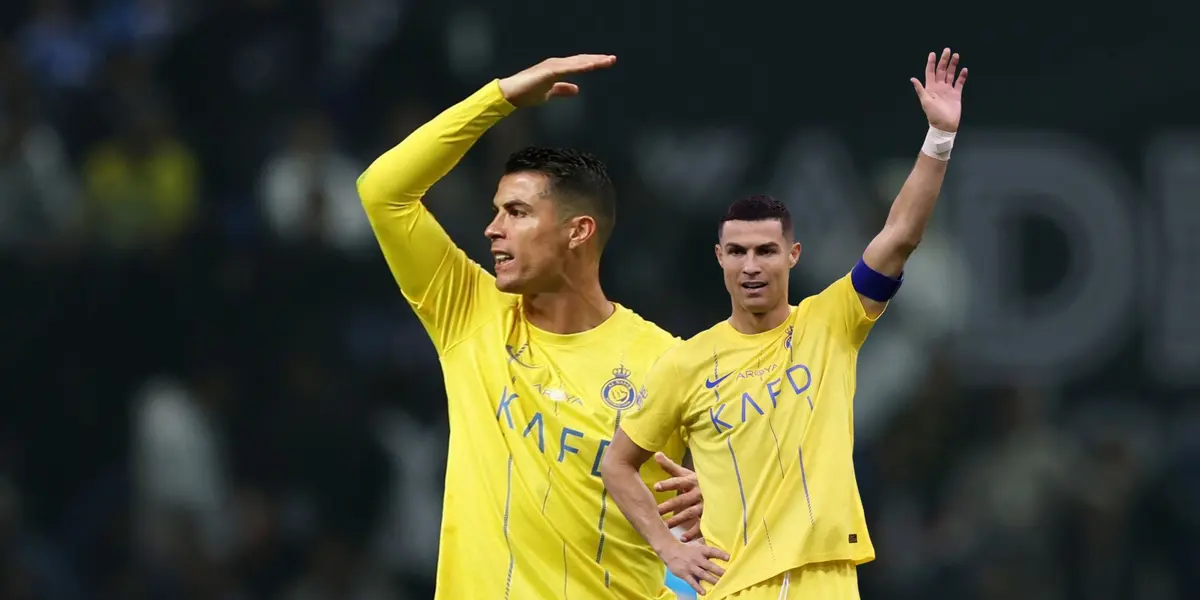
[[895, 235, 921, 258], [599, 452, 618, 483], [600, 451, 631, 486], [881, 224, 923, 258], [356, 170, 375, 207]]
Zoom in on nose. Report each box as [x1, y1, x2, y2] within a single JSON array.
[[742, 256, 761, 278], [485, 215, 504, 241]]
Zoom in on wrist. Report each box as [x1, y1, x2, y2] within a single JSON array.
[[649, 531, 679, 557], [921, 126, 956, 161]]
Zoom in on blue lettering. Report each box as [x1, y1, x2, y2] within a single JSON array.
[[559, 428, 584, 461], [523, 412, 545, 452], [591, 439, 612, 476], [786, 364, 812, 395], [709, 404, 733, 433], [497, 386, 518, 429], [766, 378, 783, 407], [740, 392, 764, 422]]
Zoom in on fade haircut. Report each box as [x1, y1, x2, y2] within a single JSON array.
[[504, 147, 617, 250], [719, 194, 794, 240]]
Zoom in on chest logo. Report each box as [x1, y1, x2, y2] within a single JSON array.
[[534, 383, 583, 407], [704, 372, 731, 389], [601, 365, 642, 411], [506, 343, 539, 368]]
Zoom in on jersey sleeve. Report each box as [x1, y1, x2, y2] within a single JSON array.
[[621, 351, 688, 453], [357, 80, 515, 354], [809, 273, 885, 350]]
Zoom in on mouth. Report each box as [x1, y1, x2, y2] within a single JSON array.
[[493, 251, 514, 269], [741, 281, 767, 291]]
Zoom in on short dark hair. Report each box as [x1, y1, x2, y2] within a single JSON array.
[[719, 194, 793, 239], [504, 147, 616, 250]]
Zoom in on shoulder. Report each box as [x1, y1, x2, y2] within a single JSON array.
[[797, 274, 854, 313], [617, 306, 683, 352], [651, 321, 726, 373], [682, 320, 730, 352]]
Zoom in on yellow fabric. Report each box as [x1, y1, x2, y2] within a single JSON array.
[[621, 275, 880, 598], [359, 80, 687, 599], [724, 561, 858, 600]]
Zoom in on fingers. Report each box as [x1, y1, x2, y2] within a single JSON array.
[[910, 78, 928, 101], [662, 492, 691, 516], [935, 48, 950, 82], [654, 452, 691, 477], [696, 563, 721, 584], [954, 66, 968, 89], [671, 543, 729, 595], [703, 544, 731, 562], [657, 488, 698, 515], [547, 82, 579, 98], [924, 52, 936, 83], [684, 574, 706, 595], [664, 503, 702, 528], [545, 54, 616, 76], [655, 476, 691, 493], [945, 52, 960, 85], [680, 560, 724, 593], [680, 523, 702, 543]]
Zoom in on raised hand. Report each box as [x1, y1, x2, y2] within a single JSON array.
[[911, 48, 966, 132], [498, 54, 617, 108], [653, 452, 703, 542]]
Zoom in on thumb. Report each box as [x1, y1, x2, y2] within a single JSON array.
[[548, 82, 579, 98], [910, 78, 928, 101]]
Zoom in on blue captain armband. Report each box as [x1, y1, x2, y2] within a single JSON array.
[[851, 257, 903, 302]]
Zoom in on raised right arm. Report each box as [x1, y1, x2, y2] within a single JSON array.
[[357, 81, 515, 354]]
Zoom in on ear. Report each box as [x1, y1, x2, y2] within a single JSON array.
[[714, 243, 723, 266], [566, 215, 597, 250], [788, 242, 802, 268]]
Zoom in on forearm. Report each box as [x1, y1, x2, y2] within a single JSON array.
[[357, 79, 515, 212], [602, 460, 678, 554], [864, 152, 948, 276]]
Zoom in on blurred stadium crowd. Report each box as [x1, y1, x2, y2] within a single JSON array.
[[0, 1, 1196, 599]]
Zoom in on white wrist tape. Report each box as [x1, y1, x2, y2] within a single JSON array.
[[921, 126, 956, 161]]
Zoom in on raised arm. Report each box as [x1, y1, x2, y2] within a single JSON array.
[[859, 48, 967, 317], [357, 55, 616, 353], [357, 82, 514, 353]]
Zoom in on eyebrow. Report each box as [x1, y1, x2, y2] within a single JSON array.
[[725, 242, 780, 251], [496, 198, 534, 210]]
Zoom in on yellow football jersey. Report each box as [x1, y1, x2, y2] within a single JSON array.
[[359, 80, 686, 599], [621, 275, 879, 599]]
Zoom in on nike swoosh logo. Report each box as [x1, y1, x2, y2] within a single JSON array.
[[506, 345, 538, 369], [704, 373, 731, 389]]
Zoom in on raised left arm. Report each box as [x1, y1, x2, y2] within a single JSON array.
[[860, 48, 967, 316]]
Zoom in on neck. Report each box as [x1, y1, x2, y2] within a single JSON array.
[[523, 271, 613, 334], [729, 300, 791, 335]]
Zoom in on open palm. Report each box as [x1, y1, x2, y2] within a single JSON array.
[[911, 48, 966, 132]]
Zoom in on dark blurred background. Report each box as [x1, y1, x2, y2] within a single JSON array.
[[0, 0, 1196, 599]]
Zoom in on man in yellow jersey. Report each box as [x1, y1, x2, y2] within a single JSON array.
[[357, 54, 714, 599], [601, 48, 968, 599]]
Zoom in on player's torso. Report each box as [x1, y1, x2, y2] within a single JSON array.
[[676, 307, 874, 597], [436, 303, 681, 600]]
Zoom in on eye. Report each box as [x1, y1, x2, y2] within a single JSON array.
[[728, 247, 745, 256]]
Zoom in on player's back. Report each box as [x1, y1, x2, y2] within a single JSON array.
[[435, 290, 686, 599]]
